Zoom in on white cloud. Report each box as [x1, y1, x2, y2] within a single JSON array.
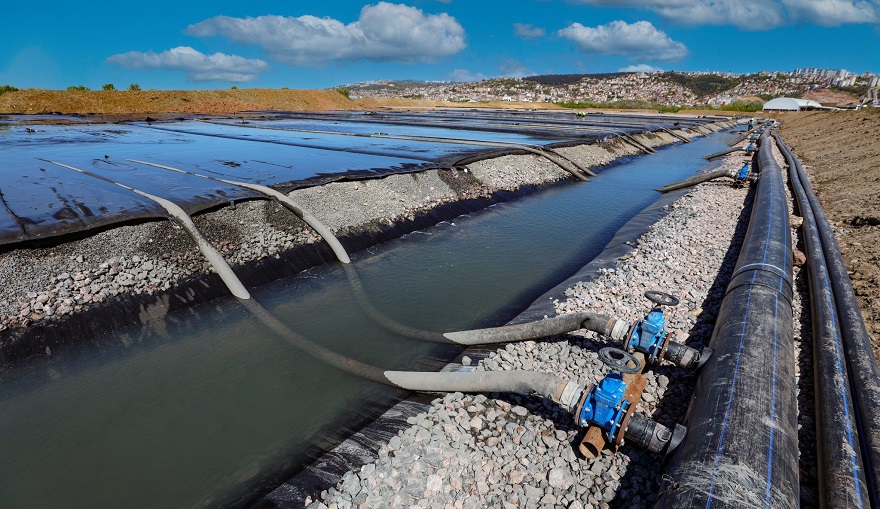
[[619, 64, 664, 72], [513, 23, 547, 39], [570, 0, 879, 30], [569, 0, 784, 30], [450, 69, 487, 82], [186, 2, 466, 67], [106, 46, 269, 82], [558, 20, 689, 62], [783, 0, 880, 26]]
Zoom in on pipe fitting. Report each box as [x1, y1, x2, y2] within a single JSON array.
[[557, 381, 586, 414], [663, 342, 712, 370], [608, 319, 630, 342], [624, 413, 687, 455]]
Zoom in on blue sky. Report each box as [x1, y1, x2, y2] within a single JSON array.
[[2, 0, 878, 90]]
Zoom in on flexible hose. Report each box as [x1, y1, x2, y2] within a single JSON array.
[[240, 297, 584, 412], [382, 370, 582, 413], [655, 168, 732, 193], [41, 160, 251, 300], [443, 312, 628, 345], [619, 133, 656, 154], [661, 127, 692, 143], [703, 146, 746, 160], [126, 159, 351, 264]]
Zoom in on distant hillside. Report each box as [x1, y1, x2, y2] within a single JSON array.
[[662, 72, 741, 97], [523, 73, 630, 85]]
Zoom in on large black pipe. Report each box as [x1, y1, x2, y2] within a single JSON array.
[[776, 134, 880, 506], [657, 130, 799, 508]]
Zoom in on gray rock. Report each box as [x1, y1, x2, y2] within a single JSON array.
[[548, 467, 574, 490]]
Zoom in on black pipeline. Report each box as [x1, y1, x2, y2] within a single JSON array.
[[657, 129, 799, 509], [776, 134, 879, 507]]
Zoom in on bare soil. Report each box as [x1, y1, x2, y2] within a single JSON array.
[[0, 89, 562, 118], [779, 109, 880, 362], [802, 89, 861, 107], [0, 88, 753, 120]]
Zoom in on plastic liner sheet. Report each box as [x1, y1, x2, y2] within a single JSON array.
[[208, 118, 564, 146], [133, 120, 491, 165], [247, 110, 713, 136], [0, 163, 163, 244], [0, 123, 447, 247], [246, 111, 611, 139]]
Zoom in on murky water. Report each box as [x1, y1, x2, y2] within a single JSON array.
[[0, 132, 737, 508]]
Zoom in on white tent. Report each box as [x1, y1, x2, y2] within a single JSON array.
[[763, 97, 825, 111]]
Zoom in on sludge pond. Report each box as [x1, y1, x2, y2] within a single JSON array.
[[0, 112, 737, 508]]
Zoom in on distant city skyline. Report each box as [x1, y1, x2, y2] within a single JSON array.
[[1, 1, 878, 90]]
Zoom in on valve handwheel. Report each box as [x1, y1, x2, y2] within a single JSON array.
[[598, 347, 642, 374], [645, 290, 680, 307]]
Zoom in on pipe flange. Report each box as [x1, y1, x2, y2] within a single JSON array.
[[574, 384, 595, 426], [657, 336, 670, 366], [614, 399, 640, 448], [625, 322, 639, 352]]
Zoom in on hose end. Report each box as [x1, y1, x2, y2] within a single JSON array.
[[663, 341, 709, 370], [624, 413, 687, 455], [697, 347, 713, 369], [609, 319, 630, 342], [557, 381, 585, 414]]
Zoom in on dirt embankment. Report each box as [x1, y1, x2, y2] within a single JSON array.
[[0, 88, 759, 119], [0, 89, 562, 117], [779, 109, 880, 360]]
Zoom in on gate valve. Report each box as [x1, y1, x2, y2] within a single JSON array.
[[746, 142, 755, 153], [626, 290, 712, 369], [573, 347, 687, 455], [575, 348, 640, 442], [736, 163, 751, 181]]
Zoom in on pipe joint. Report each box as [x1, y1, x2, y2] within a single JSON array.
[[663, 342, 712, 370], [557, 381, 586, 414], [608, 319, 630, 342], [623, 413, 687, 455]]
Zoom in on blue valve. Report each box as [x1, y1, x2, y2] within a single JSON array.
[[626, 291, 679, 364], [736, 163, 750, 181], [746, 142, 755, 152], [577, 371, 630, 440], [628, 308, 667, 364]]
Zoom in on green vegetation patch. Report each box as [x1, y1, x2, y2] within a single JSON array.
[[663, 72, 740, 97]]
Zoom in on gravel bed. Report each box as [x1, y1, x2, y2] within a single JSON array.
[[305, 141, 788, 509]]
